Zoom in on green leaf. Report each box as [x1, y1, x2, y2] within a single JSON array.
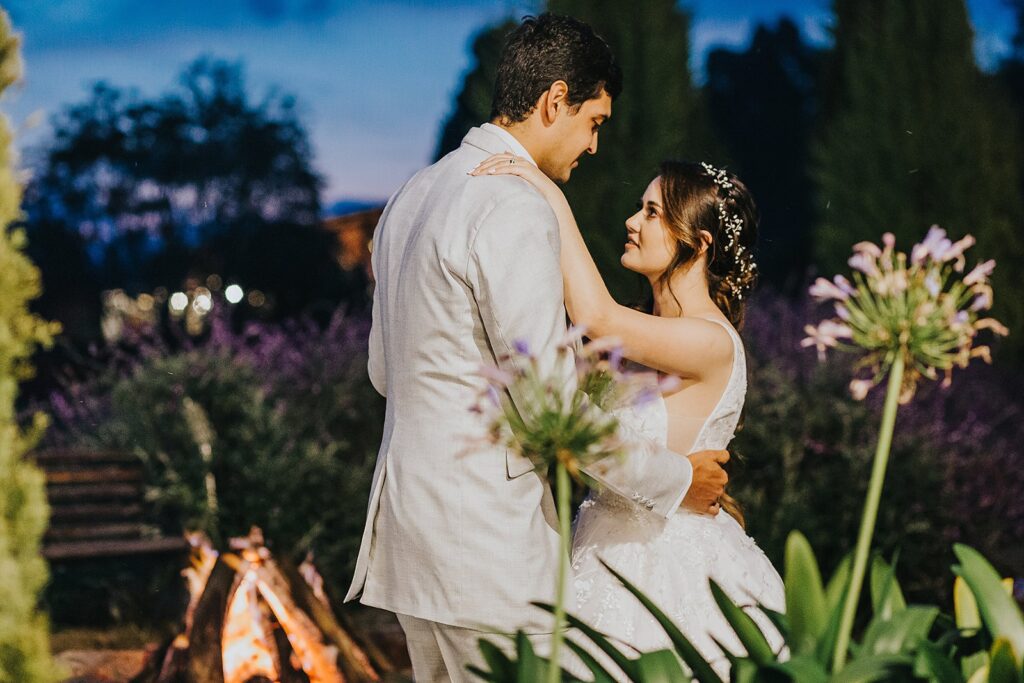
[[708, 580, 776, 665], [826, 554, 853, 614], [829, 653, 913, 683], [869, 554, 906, 621], [532, 602, 639, 680], [860, 606, 939, 655], [988, 638, 1023, 683], [953, 544, 1024, 660], [475, 637, 516, 682], [765, 654, 829, 683], [563, 638, 620, 683], [912, 640, 961, 683], [633, 649, 689, 682], [784, 531, 828, 656], [729, 658, 760, 683], [597, 562, 725, 683], [514, 631, 547, 683]]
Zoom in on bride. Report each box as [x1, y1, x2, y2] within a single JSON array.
[[472, 155, 785, 676]]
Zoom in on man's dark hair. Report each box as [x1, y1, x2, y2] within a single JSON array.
[[490, 13, 623, 124]]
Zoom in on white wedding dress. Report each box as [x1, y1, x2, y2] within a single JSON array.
[[572, 318, 785, 677]]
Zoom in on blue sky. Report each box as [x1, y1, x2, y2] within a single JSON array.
[[2, 0, 1017, 205]]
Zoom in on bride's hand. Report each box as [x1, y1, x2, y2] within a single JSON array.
[[470, 152, 563, 203]]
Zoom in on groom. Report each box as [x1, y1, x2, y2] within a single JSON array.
[[345, 13, 729, 681]]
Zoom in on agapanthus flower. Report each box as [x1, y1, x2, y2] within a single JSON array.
[[804, 226, 1008, 403], [470, 332, 637, 480]]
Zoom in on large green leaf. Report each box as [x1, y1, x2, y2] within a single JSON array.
[[563, 638, 620, 683], [860, 606, 939, 655], [912, 640, 961, 683], [472, 637, 516, 682], [765, 653, 829, 683], [829, 653, 913, 683], [515, 631, 546, 683], [597, 562, 725, 683], [708, 580, 776, 665], [869, 554, 907, 621], [784, 531, 828, 656], [953, 544, 1024, 661], [987, 638, 1023, 683], [730, 658, 760, 683], [633, 649, 689, 682], [532, 602, 639, 680], [815, 556, 852, 666], [826, 554, 853, 614]]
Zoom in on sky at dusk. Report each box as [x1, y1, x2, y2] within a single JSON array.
[[3, 0, 1018, 207]]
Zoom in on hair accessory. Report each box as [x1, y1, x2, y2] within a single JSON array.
[[701, 162, 757, 300]]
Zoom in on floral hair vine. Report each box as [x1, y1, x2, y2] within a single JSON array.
[[700, 161, 757, 299]]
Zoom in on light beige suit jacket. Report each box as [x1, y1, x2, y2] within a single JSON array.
[[344, 126, 693, 632]]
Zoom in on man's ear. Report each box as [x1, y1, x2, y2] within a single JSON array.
[[540, 80, 570, 125]]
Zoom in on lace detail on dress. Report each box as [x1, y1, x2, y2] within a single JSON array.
[[571, 318, 785, 679], [689, 319, 746, 453]]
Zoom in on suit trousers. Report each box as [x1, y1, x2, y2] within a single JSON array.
[[396, 613, 589, 682]]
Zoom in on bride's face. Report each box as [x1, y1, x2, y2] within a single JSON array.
[[621, 177, 677, 278]]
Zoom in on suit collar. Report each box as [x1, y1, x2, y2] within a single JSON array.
[[462, 125, 537, 166]]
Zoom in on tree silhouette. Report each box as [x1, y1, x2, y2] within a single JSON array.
[[435, 19, 518, 160], [814, 0, 1024, 355], [25, 57, 348, 332], [706, 19, 823, 293]]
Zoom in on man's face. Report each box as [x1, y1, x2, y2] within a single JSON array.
[[538, 90, 612, 184]]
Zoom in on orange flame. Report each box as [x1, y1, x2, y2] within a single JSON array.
[[222, 570, 280, 683]]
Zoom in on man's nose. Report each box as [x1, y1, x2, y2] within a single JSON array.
[[587, 132, 598, 155]]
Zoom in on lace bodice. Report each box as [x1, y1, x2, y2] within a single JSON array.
[[572, 319, 784, 678]]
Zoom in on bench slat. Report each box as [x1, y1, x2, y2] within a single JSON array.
[[43, 537, 188, 560]]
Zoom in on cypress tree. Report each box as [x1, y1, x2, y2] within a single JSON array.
[[0, 10, 62, 682], [435, 19, 518, 160], [706, 19, 823, 292], [814, 0, 1024, 352]]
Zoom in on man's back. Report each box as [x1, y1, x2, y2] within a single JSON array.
[[347, 126, 569, 632]]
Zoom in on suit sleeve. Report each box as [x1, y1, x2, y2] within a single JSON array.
[[367, 202, 392, 398], [467, 188, 692, 518]]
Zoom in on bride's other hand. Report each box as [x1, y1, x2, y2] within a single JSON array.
[[470, 152, 562, 203]]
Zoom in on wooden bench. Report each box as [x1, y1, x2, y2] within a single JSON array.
[[34, 449, 187, 560]]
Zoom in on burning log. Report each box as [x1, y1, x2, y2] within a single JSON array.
[[135, 529, 383, 683]]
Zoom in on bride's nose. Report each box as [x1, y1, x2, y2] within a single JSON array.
[[625, 213, 641, 233]]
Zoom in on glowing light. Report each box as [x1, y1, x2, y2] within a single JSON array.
[[169, 292, 189, 312], [193, 287, 213, 315], [225, 284, 244, 304], [248, 290, 266, 307]]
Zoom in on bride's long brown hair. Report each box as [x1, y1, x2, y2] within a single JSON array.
[[645, 160, 760, 526]]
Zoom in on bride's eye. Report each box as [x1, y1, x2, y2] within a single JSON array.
[[646, 207, 657, 218]]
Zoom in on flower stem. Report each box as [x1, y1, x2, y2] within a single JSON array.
[[832, 353, 905, 672], [548, 460, 571, 683]]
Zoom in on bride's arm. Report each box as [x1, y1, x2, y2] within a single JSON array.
[[472, 154, 732, 379]]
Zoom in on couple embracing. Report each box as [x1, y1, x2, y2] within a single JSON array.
[[345, 13, 784, 682]]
